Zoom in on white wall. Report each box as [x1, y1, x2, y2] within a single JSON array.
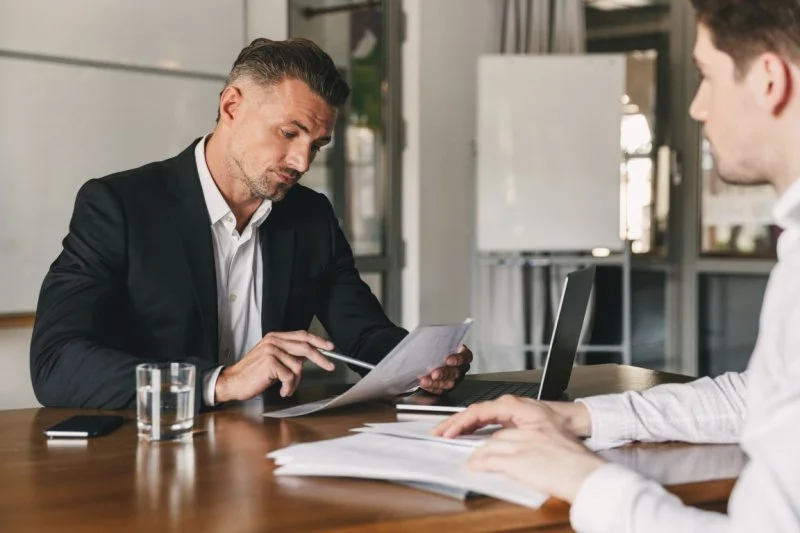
[[248, 0, 288, 41], [0, 327, 37, 409], [402, 0, 501, 328]]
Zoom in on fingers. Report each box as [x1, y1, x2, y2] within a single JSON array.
[[470, 438, 519, 459], [265, 334, 335, 371], [300, 349, 336, 372], [420, 382, 454, 395], [445, 345, 473, 367], [432, 396, 520, 438], [272, 359, 299, 398], [467, 429, 534, 471], [275, 351, 303, 375], [266, 330, 334, 350], [421, 366, 460, 386], [466, 453, 513, 475], [467, 441, 519, 474], [419, 363, 462, 394], [491, 427, 543, 442]]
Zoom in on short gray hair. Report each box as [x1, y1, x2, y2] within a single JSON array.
[[217, 37, 350, 119]]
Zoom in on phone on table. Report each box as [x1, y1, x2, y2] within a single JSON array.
[[44, 415, 125, 439]]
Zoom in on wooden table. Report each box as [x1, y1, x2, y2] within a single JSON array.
[[0, 364, 737, 533]]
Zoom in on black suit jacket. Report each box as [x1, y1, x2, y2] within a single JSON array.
[[30, 140, 407, 410]]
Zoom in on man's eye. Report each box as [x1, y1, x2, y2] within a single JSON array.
[[281, 130, 297, 139], [697, 73, 707, 88]]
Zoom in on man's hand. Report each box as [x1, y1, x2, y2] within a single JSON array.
[[419, 344, 473, 395], [432, 395, 592, 438], [467, 425, 607, 503], [215, 331, 336, 403]]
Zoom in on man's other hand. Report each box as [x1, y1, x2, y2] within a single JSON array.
[[419, 344, 473, 395]]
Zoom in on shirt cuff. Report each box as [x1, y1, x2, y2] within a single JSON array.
[[203, 366, 224, 407], [570, 463, 650, 533], [576, 393, 638, 442]]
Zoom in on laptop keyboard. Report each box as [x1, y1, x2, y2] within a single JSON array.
[[454, 381, 541, 407]]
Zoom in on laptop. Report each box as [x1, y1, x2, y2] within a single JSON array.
[[395, 265, 596, 413]]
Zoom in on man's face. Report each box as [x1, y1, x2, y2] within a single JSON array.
[[224, 77, 336, 201], [689, 23, 772, 186]]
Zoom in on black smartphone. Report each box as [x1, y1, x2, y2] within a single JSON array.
[[44, 415, 125, 439]]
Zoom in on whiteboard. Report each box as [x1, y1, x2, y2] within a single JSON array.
[[0, 0, 245, 75], [0, 57, 222, 313], [476, 55, 625, 252]]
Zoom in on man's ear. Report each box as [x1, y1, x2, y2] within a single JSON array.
[[751, 52, 793, 116], [218, 85, 244, 124]]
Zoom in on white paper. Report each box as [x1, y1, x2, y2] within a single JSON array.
[[353, 419, 629, 451], [263, 319, 473, 418], [269, 432, 549, 508], [353, 420, 501, 448], [268, 421, 738, 509]]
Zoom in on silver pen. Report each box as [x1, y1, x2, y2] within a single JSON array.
[[318, 349, 376, 371]]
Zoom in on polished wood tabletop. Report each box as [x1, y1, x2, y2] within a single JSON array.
[[0, 365, 737, 533]]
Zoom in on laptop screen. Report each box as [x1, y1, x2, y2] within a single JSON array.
[[537, 265, 596, 400]]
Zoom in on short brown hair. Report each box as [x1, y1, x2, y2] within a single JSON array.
[[690, 0, 800, 75], [218, 37, 350, 119]]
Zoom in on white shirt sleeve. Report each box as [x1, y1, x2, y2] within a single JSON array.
[[575, 371, 748, 444], [202, 366, 224, 407], [570, 391, 800, 533], [567, 189, 800, 533]]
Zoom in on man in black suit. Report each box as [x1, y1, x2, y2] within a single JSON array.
[[30, 38, 472, 411]]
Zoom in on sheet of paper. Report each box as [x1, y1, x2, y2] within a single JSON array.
[[392, 480, 474, 500], [353, 420, 501, 448], [264, 319, 473, 418], [268, 426, 735, 509], [270, 432, 549, 508], [353, 419, 630, 451]]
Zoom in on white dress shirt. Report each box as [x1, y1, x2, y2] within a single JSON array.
[[570, 178, 800, 532], [195, 135, 272, 406]]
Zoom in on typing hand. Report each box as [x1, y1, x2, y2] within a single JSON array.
[[467, 425, 606, 503], [214, 331, 335, 403], [432, 395, 592, 438], [419, 344, 473, 395]]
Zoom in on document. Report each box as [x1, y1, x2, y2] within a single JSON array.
[[270, 432, 550, 508], [264, 319, 473, 418], [269, 419, 742, 508], [354, 419, 630, 451], [352, 420, 501, 448], [268, 420, 632, 508]]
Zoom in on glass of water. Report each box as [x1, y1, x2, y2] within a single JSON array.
[[136, 362, 195, 441]]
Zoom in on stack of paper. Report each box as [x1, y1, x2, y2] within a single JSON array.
[[269, 419, 629, 508], [270, 430, 549, 507]]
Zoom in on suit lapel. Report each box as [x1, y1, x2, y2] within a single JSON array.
[[261, 213, 295, 335], [164, 140, 219, 362]]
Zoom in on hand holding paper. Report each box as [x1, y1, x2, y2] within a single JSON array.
[[264, 319, 473, 418]]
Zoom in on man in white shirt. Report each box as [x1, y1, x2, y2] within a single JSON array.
[[434, 1, 800, 530]]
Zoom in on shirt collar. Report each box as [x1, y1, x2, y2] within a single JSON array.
[[772, 177, 800, 230], [194, 134, 272, 228], [195, 135, 232, 225], [249, 199, 272, 229]]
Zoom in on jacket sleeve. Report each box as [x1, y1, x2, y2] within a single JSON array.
[[313, 198, 407, 372], [30, 179, 216, 409]]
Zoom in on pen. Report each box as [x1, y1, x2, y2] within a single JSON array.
[[318, 349, 376, 371]]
